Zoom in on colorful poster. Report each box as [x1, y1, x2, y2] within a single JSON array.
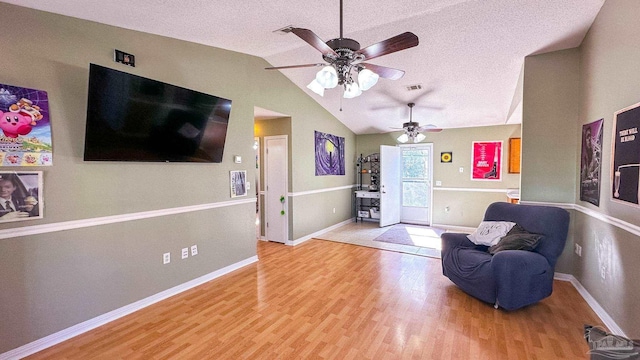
[[612, 103, 640, 206], [580, 119, 603, 206], [315, 131, 345, 176], [0, 171, 43, 223], [0, 84, 52, 166], [471, 141, 502, 181]]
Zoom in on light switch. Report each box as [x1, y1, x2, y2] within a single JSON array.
[[234, 155, 242, 163]]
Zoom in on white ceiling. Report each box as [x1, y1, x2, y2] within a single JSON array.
[[2, 0, 605, 134]]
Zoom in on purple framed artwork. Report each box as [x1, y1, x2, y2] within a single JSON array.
[[580, 119, 603, 206], [0, 84, 53, 166], [315, 131, 345, 176]]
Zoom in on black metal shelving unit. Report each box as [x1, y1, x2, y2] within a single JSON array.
[[355, 153, 381, 222]]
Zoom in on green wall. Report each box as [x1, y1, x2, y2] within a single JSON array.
[[0, 3, 353, 353], [522, 48, 581, 203], [522, 0, 640, 338], [356, 124, 521, 227]]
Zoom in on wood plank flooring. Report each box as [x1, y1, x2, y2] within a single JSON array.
[[27, 239, 601, 359]]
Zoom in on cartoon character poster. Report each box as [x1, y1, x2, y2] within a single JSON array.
[[315, 131, 345, 176], [0, 83, 53, 166], [580, 119, 603, 206], [612, 102, 640, 206], [471, 141, 502, 181]]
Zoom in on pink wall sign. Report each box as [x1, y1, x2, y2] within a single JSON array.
[[472, 141, 502, 181]]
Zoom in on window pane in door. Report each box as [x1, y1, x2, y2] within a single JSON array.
[[403, 181, 429, 207], [402, 149, 430, 179]]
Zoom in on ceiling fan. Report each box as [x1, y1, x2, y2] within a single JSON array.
[[395, 103, 442, 143], [265, 0, 419, 98]]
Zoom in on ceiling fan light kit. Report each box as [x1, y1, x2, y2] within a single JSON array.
[[396, 102, 441, 143], [266, 0, 418, 99], [358, 69, 379, 91], [315, 66, 339, 88], [306, 79, 325, 96]]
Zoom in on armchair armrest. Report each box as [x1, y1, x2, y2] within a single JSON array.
[[491, 250, 550, 274], [441, 232, 489, 255], [440, 232, 475, 254], [491, 250, 553, 310]]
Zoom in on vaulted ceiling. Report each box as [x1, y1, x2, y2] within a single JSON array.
[[2, 0, 605, 134]]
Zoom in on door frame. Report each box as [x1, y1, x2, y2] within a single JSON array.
[[263, 135, 289, 243], [399, 143, 434, 226]]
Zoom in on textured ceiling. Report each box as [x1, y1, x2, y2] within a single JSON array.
[[1, 0, 605, 134]]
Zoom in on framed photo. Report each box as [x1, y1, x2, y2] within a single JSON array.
[[612, 102, 640, 206], [471, 141, 502, 181], [580, 119, 603, 206], [0, 171, 43, 223], [230, 170, 247, 198]]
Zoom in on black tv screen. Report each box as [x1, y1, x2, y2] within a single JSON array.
[[84, 64, 231, 163]]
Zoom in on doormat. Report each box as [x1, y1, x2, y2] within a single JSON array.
[[373, 224, 445, 249]]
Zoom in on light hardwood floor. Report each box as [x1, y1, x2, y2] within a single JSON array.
[[27, 239, 601, 359]]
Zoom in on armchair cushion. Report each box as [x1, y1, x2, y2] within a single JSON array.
[[466, 221, 516, 246], [488, 224, 542, 255]]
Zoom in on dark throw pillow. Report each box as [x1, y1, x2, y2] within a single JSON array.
[[488, 224, 543, 255]]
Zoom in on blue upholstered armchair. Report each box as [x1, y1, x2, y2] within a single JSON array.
[[440, 202, 570, 310]]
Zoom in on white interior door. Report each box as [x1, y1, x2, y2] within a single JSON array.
[[380, 145, 401, 227], [400, 144, 433, 225], [264, 136, 288, 243]]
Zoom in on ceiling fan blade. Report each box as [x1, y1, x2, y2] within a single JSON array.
[[418, 125, 443, 132], [360, 63, 405, 80], [291, 28, 338, 58], [356, 32, 419, 61], [265, 63, 326, 70]]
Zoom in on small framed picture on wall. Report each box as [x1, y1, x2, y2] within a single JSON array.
[[230, 170, 247, 198], [0, 171, 43, 223]]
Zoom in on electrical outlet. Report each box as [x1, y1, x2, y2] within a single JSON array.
[[459, 167, 464, 173], [435, 180, 442, 186], [247, 181, 251, 190], [163, 252, 170, 264], [191, 245, 198, 256], [333, 207, 336, 214], [445, 206, 450, 213], [574, 244, 582, 257], [181, 248, 189, 259]]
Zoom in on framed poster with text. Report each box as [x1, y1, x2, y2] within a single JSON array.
[[471, 141, 502, 181], [612, 103, 640, 206]]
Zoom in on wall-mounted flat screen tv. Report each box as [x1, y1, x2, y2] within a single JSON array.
[[84, 64, 232, 163]]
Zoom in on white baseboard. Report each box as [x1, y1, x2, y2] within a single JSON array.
[[431, 223, 476, 233], [0, 255, 259, 360], [287, 218, 355, 246], [554, 272, 626, 337]]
